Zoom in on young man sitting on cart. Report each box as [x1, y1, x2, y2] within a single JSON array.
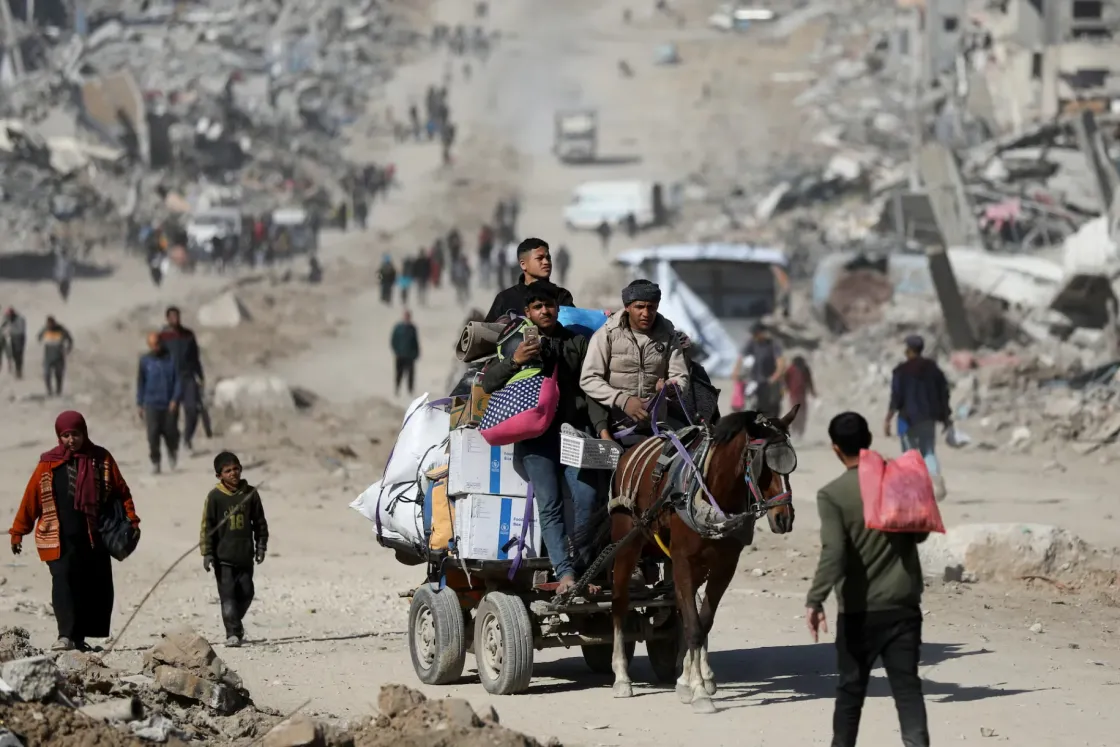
[[579, 279, 691, 444], [481, 281, 610, 596]]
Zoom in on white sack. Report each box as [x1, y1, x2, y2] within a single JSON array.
[[383, 393, 451, 485], [350, 480, 424, 545]]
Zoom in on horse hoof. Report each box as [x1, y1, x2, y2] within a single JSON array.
[[691, 696, 716, 715], [613, 682, 633, 699], [704, 679, 717, 696], [676, 683, 692, 703]]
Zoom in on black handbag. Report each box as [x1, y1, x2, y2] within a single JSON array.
[[98, 498, 140, 561]]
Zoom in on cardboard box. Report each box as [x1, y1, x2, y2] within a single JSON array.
[[452, 493, 541, 561], [447, 427, 529, 497], [469, 381, 491, 423], [448, 381, 491, 430]]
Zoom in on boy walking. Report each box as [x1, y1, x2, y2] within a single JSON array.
[[200, 452, 268, 647], [806, 412, 930, 747]]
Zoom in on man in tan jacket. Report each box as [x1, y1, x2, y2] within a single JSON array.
[[580, 279, 689, 439]]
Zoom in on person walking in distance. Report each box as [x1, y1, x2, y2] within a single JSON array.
[[391, 310, 421, 396], [137, 332, 181, 474], [378, 254, 398, 305], [806, 412, 930, 747], [200, 452, 268, 647], [595, 219, 612, 252], [160, 307, 206, 452], [1, 307, 27, 379], [411, 249, 431, 306], [477, 223, 494, 287], [38, 316, 74, 397], [451, 254, 471, 304], [554, 244, 571, 287], [732, 322, 787, 417], [784, 355, 816, 439], [884, 334, 950, 500]]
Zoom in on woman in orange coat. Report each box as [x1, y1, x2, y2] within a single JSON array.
[[9, 411, 140, 651]]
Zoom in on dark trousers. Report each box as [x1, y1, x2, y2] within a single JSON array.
[[145, 406, 180, 464], [3, 336, 25, 377], [44, 358, 65, 395], [833, 610, 929, 747], [178, 377, 201, 447], [48, 540, 114, 642], [215, 564, 255, 638], [395, 357, 416, 394]]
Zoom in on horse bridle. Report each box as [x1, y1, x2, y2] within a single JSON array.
[[742, 417, 796, 520]]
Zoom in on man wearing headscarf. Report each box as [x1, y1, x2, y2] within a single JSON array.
[[580, 279, 690, 440], [9, 411, 140, 651]]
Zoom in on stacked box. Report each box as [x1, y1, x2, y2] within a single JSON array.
[[445, 426, 537, 561]]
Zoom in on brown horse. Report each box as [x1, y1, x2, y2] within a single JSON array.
[[608, 406, 799, 713]]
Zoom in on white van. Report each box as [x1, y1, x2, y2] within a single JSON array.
[[562, 180, 680, 231]]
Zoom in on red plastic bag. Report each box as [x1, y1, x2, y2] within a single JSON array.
[[731, 380, 746, 411], [858, 449, 945, 534]]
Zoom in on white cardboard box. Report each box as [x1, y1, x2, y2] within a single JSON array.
[[452, 493, 542, 561], [447, 428, 529, 497]]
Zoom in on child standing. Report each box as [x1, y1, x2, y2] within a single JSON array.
[[200, 452, 268, 647]]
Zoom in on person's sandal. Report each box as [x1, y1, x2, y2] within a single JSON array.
[[50, 637, 75, 651]]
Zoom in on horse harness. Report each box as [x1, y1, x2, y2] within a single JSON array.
[[612, 415, 797, 544]]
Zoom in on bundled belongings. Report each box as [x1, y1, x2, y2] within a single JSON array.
[[455, 321, 509, 362], [858, 449, 946, 534]]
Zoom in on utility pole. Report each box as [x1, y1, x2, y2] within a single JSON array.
[[908, 3, 924, 190]]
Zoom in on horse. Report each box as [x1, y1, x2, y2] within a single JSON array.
[[607, 406, 799, 713]]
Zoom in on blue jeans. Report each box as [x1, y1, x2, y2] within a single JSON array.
[[516, 444, 600, 581], [900, 420, 940, 478]]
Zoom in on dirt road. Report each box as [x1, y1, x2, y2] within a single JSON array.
[[2, 1, 1119, 746]]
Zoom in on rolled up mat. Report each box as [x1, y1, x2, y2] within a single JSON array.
[[455, 321, 508, 362]]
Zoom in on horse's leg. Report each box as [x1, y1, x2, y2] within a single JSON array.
[[696, 545, 741, 696], [610, 512, 638, 698], [671, 544, 714, 713]]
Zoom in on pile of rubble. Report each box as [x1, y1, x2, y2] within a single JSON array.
[[0, 626, 561, 747], [0, 0, 432, 243]]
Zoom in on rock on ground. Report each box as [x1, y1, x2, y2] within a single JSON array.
[[0, 702, 155, 747], [197, 292, 253, 328], [213, 376, 297, 419], [143, 628, 247, 715], [919, 523, 1088, 582], [0, 656, 62, 702]]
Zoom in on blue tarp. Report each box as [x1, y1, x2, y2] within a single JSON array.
[[558, 307, 608, 338]]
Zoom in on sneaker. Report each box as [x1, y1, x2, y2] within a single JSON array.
[[51, 637, 75, 651], [225, 635, 242, 648], [150, 462, 161, 475]]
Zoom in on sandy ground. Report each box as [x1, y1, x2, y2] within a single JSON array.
[[2, 1, 1120, 746]]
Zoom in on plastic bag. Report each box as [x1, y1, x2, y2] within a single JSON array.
[[858, 449, 945, 534], [557, 307, 609, 338], [731, 380, 746, 411]]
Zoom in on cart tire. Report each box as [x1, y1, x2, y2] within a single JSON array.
[[582, 641, 634, 675], [474, 592, 534, 695], [408, 585, 466, 686], [646, 615, 681, 684]]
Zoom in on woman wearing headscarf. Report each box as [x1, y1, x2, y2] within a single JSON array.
[[9, 411, 140, 651]]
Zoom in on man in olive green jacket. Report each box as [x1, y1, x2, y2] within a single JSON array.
[[806, 411, 930, 747]]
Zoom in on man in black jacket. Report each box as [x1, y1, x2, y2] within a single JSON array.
[[484, 237, 574, 322], [482, 281, 607, 594], [884, 334, 950, 499], [160, 307, 206, 451]]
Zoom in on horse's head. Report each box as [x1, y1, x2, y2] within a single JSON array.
[[710, 405, 800, 535]]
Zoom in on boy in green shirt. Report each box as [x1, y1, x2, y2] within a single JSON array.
[[200, 452, 268, 647], [806, 412, 930, 747]]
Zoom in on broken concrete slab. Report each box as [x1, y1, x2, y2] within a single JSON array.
[[919, 524, 1088, 583], [213, 376, 298, 419], [0, 656, 62, 702], [153, 665, 244, 715], [197, 292, 252, 328]]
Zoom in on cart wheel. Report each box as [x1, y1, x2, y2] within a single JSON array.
[[581, 641, 634, 675], [408, 585, 466, 685], [474, 592, 534, 695], [646, 615, 681, 684]]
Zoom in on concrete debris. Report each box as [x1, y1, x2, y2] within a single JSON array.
[[198, 291, 253, 328], [918, 524, 1088, 583], [0, 629, 40, 664], [213, 376, 299, 419], [0, 0, 436, 254], [0, 656, 62, 702], [262, 715, 325, 747], [144, 628, 246, 715]]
